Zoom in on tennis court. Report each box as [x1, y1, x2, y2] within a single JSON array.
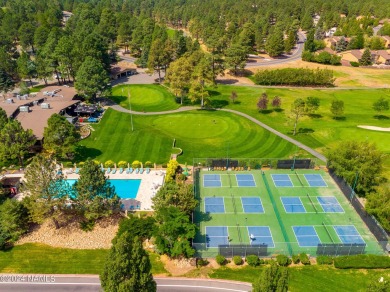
[[271, 174, 293, 187], [241, 197, 264, 213], [293, 226, 321, 247], [248, 226, 274, 247], [236, 174, 256, 187], [304, 174, 327, 187], [205, 197, 225, 213], [334, 225, 365, 244], [203, 174, 222, 187], [206, 226, 229, 247], [281, 197, 306, 213], [317, 196, 344, 213]]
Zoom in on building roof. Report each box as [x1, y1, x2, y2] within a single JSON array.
[[375, 50, 390, 60], [110, 61, 137, 77], [0, 85, 79, 140], [318, 47, 337, 55], [381, 36, 390, 41], [349, 50, 363, 59]]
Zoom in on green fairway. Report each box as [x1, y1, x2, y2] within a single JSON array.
[[193, 169, 383, 257], [109, 84, 179, 112], [206, 85, 390, 175], [78, 108, 305, 164]]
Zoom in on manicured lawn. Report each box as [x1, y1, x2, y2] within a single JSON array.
[[0, 243, 167, 275], [77, 108, 305, 164], [109, 84, 179, 112], [206, 85, 390, 176], [210, 265, 389, 291], [30, 84, 46, 93]]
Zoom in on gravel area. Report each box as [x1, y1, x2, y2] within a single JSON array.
[[16, 218, 120, 249]]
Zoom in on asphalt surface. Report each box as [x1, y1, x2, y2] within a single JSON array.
[[245, 32, 306, 67], [0, 275, 252, 292]]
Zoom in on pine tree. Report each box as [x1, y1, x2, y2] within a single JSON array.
[[265, 28, 284, 57], [359, 48, 372, 66], [100, 234, 156, 292]]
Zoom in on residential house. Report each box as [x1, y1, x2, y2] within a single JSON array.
[[325, 27, 337, 37], [339, 49, 376, 64], [375, 50, 390, 65], [325, 36, 350, 49], [381, 36, 390, 48]]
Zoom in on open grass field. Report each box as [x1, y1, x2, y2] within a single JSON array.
[[207, 85, 390, 176], [77, 108, 305, 164], [0, 243, 167, 275], [193, 169, 383, 258], [109, 84, 179, 112], [210, 265, 389, 292]]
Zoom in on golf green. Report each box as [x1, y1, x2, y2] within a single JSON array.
[[109, 84, 179, 112], [77, 108, 308, 164]]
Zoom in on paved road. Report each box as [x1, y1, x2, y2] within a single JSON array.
[[105, 100, 326, 162], [0, 275, 252, 292], [245, 32, 305, 68]]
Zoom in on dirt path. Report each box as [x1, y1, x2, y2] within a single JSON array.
[[358, 125, 390, 131]]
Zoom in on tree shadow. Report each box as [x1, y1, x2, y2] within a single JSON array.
[[259, 109, 273, 114], [216, 79, 239, 85], [308, 113, 323, 119], [196, 211, 212, 222], [210, 99, 229, 108], [231, 101, 242, 105], [207, 90, 222, 97], [74, 146, 102, 162], [274, 108, 284, 113], [298, 128, 315, 134], [374, 115, 389, 120], [332, 116, 346, 121]]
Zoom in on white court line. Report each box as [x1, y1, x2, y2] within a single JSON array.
[[0, 282, 100, 285], [158, 285, 248, 292]]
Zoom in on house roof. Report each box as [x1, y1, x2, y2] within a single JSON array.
[[318, 47, 337, 55], [381, 36, 390, 42], [349, 50, 363, 59], [110, 61, 137, 77], [375, 50, 390, 60]]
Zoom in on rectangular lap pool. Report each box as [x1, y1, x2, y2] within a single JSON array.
[[66, 179, 141, 199]]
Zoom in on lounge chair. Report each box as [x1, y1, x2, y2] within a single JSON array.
[[135, 168, 139, 174], [101, 168, 105, 172], [146, 168, 150, 174], [136, 205, 140, 210], [119, 168, 124, 174], [111, 168, 116, 174], [126, 168, 130, 174], [106, 168, 111, 174], [140, 168, 144, 174], [129, 167, 133, 173], [75, 168, 80, 174], [130, 205, 135, 210]]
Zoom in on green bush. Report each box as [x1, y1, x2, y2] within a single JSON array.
[[197, 258, 209, 267], [334, 255, 390, 269], [216, 255, 226, 265], [233, 256, 243, 265], [276, 254, 291, 266], [144, 161, 153, 168], [317, 255, 333, 265], [299, 253, 310, 265], [92, 160, 100, 165], [131, 160, 141, 168], [79, 220, 95, 232], [161, 163, 167, 168], [78, 161, 85, 167], [350, 61, 360, 67], [117, 161, 128, 168], [292, 254, 300, 264], [246, 255, 260, 267], [104, 160, 115, 168]]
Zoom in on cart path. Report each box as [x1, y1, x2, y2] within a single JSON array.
[[105, 99, 327, 162]]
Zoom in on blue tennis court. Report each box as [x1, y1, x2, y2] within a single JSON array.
[[241, 197, 264, 213], [281, 197, 306, 213], [206, 226, 229, 247], [293, 226, 321, 247], [203, 174, 222, 187], [333, 225, 365, 244], [271, 174, 293, 187], [304, 174, 327, 187], [317, 196, 344, 213], [247, 226, 274, 247], [236, 174, 256, 187], [204, 197, 225, 213]]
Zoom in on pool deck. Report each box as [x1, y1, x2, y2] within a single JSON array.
[[65, 169, 165, 210]]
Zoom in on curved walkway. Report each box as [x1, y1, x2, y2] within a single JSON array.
[[105, 99, 326, 162]]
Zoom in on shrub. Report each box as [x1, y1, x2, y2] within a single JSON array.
[[233, 256, 243, 265], [197, 258, 209, 267], [350, 61, 360, 67], [78, 161, 85, 167], [216, 255, 226, 265], [92, 160, 100, 165], [177, 173, 186, 181], [131, 160, 141, 168], [276, 254, 291, 266], [258, 258, 265, 265], [104, 160, 115, 168], [334, 255, 390, 269], [161, 163, 167, 168], [299, 253, 310, 265], [117, 161, 128, 168], [292, 254, 300, 264], [317, 255, 333, 265], [144, 161, 153, 168], [80, 220, 95, 232], [246, 255, 260, 267]]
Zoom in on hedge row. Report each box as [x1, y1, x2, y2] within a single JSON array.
[[334, 255, 390, 269], [253, 68, 335, 87]]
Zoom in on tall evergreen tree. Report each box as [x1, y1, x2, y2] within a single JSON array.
[[0, 68, 14, 95], [265, 28, 284, 57], [359, 48, 372, 66], [100, 234, 156, 292]]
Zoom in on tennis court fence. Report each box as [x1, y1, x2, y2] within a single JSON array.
[[328, 169, 389, 252]]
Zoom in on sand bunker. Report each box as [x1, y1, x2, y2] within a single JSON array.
[[358, 125, 390, 132]]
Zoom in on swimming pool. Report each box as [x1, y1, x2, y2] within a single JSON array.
[[66, 179, 141, 199]]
